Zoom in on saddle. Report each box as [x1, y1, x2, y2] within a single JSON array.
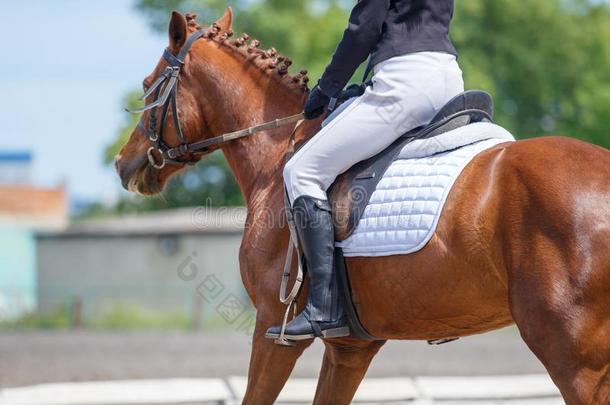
[[329, 90, 494, 241]]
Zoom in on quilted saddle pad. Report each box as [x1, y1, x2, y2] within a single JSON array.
[[336, 131, 515, 257]]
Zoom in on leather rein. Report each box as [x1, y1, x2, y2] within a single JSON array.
[[128, 28, 304, 170]]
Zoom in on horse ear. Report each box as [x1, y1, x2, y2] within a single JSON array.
[[214, 7, 233, 31], [168, 11, 188, 51]]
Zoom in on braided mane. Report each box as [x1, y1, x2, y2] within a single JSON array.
[[186, 13, 310, 95]]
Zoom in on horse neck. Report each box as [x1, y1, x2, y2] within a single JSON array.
[[192, 46, 306, 208]]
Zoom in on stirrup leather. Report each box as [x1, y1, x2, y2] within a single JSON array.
[[274, 190, 305, 347]]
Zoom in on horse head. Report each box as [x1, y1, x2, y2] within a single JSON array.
[[115, 9, 235, 195], [116, 9, 310, 199]]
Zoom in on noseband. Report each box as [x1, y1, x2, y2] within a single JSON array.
[[128, 28, 304, 170]]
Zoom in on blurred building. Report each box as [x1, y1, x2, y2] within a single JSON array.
[[0, 151, 32, 185], [36, 208, 249, 327], [0, 151, 68, 319]]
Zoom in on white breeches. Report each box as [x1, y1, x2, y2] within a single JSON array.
[[284, 51, 465, 204]]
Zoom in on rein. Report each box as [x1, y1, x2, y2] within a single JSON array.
[[128, 27, 305, 169], [159, 112, 304, 161]]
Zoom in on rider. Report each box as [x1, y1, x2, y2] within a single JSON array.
[[267, 0, 463, 341]]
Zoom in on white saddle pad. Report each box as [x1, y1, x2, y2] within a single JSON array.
[[337, 122, 515, 257]]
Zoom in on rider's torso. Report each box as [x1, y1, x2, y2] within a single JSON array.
[[370, 0, 457, 69]]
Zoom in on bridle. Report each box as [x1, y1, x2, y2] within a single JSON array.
[[128, 27, 303, 170]]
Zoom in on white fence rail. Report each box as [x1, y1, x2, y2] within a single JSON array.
[[0, 375, 563, 405]]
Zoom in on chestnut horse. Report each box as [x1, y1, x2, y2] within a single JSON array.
[[115, 9, 610, 405]]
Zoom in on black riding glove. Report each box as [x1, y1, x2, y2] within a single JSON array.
[[338, 83, 367, 100], [304, 85, 331, 120]]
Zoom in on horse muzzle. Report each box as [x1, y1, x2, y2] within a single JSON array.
[[115, 153, 148, 191]]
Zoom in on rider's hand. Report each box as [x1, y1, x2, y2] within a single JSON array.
[[339, 83, 366, 100], [304, 85, 331, 120]]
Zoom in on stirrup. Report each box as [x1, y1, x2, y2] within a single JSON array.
[[274, 301, 298, 347]]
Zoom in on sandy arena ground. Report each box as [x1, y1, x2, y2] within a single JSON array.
[[0, 326, 546, 388]]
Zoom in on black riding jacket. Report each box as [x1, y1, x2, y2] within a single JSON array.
[[318, 0, 457, 97]]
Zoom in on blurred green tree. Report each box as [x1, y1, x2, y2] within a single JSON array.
[[101, 0, 610, 215], [134, 0, 610, 143], [452, 0, 610, 145]]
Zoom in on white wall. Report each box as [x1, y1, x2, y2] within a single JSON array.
[[36, 232, 251, 326]]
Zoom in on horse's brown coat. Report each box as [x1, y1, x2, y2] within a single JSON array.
[[115, 10, 610, 405]]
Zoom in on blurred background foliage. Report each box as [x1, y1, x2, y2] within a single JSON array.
[[99, 0, 610, 215]]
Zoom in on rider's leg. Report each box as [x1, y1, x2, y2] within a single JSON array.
[[284, 52, 464, 204], [265, 195, 350, 340], [268, 52, 464, 341]]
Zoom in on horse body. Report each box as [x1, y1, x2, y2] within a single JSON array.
[[116, 10, 610, 404], [349, 137, 610, 404], [238, 128, 610, 404]]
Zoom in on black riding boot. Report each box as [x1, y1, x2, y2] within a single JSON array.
[[266, 196, 349, 341]]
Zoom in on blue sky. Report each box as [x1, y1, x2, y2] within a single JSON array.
[[0, 0, 166, 204]]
